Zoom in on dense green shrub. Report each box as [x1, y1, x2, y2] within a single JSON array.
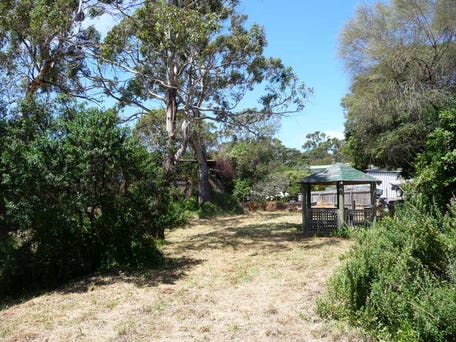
[[197, 192, 244, 218], [0, 105, 186, 297], [414, 103, 456, 211], [318, 198, 456, 341], [233, 178, 251, 203]]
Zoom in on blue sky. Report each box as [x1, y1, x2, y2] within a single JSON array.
[[238, 0, 363, 150]]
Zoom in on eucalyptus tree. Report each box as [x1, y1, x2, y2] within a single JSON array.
[[301, 131, 346, 165], [0, 0, 105, 113], [98, 0, 310, 203], [340, 0, 456, 171]]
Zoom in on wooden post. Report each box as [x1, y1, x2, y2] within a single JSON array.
[[301, 183, 312, 233], [370, 182, 377, 224], [306, 184, 312, 209], [301, 184, 307, 232], [337, 181, 345, 229]]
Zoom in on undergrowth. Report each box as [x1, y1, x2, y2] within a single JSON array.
[[318, 197, 456, 342], [188, 192, 245, 219]]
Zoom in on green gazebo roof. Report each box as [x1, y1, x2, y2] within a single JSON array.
[[299, 163, 381, 185]]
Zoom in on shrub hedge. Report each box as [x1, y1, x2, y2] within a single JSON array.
[[318, 198, 456, 342]]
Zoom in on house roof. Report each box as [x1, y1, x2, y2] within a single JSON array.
[[308, 165, 332, 173], [298, 163, 381, 185], [366, 167, 402, 174]]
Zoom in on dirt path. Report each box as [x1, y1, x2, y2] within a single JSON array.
[[0, 212, 365, 341]]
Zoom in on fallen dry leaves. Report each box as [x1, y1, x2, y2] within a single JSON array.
[[0, 211, 368, 341]]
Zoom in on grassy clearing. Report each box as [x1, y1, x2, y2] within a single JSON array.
[[0, 211, 368, 341]]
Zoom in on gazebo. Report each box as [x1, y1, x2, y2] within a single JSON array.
[[298, 163, 381, 235]]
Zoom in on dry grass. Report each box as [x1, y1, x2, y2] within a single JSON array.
[[0, 211, 367, 341]]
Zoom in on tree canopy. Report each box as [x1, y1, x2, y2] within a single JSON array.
[[414, 100, 456, 209], [0, 0, 102, 106], [301, 131, 346, 165], [340, 0, 456, 172], [97, 0, 310, 202]]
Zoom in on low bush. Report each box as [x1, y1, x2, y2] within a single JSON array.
[[330, 226, 355, 239], [318, 197, 456, 342], [197, 192, 244, 218], [233, 178, 251, 203]]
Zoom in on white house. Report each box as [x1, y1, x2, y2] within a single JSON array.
[[365, 168, 404, 201]]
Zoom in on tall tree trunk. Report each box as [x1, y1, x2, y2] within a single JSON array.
[[191, 138, 211, 204], [163, 87, 178, 180]]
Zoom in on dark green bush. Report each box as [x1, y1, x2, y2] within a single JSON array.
[[233, 178, 252, 203], [197, 192, 244, 218], [318, 198, 456, 342], [414, 104, 456, 211], [198, 201, 219, 219], [0, 105, 185, 298]]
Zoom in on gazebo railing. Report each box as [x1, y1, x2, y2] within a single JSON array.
[[306, 208, 338, 235], [345, 208, 374, 227], [305, 207, 374, 234]]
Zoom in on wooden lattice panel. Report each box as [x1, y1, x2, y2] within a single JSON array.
[[308, 208, 338, 235]]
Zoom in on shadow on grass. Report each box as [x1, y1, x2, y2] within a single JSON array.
[[185, 211, 293, 229], [170, 211, 343, 255], [297, 238, 342, 250], [0, 255, 203, 309], [0, 211, 342, 309], [55, 256, 203, 295]]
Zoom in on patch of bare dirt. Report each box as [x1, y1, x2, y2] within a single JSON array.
[[0, 212, 367, 341]]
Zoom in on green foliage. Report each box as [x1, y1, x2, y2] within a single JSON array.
[[223, 137, 305, 201], [0, 105, 185, 298], [301, 131, 347, 165], [233, 179, 252, 203], [0, 0, 99, 104], [285, 169, 310, 195], [340, 0, 456, 172], [197, 202, 220, 219], [318, 198, 456, 341], [133, 109, 168, 154], [330, 226, 355, 239], [414, 103, 456, 210], [322, 3, 456, 338], [197, 192, 244, 219], [226, 139, 275, 184]]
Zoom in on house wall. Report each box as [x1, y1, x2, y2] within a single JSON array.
[[366, 170, 402, 201]]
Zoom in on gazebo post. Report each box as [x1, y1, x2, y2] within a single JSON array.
[[337, 181, 345, 229], [370, 182, 377, 223], [301, 184, 311, 233], [301, 184, 305, 231]]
